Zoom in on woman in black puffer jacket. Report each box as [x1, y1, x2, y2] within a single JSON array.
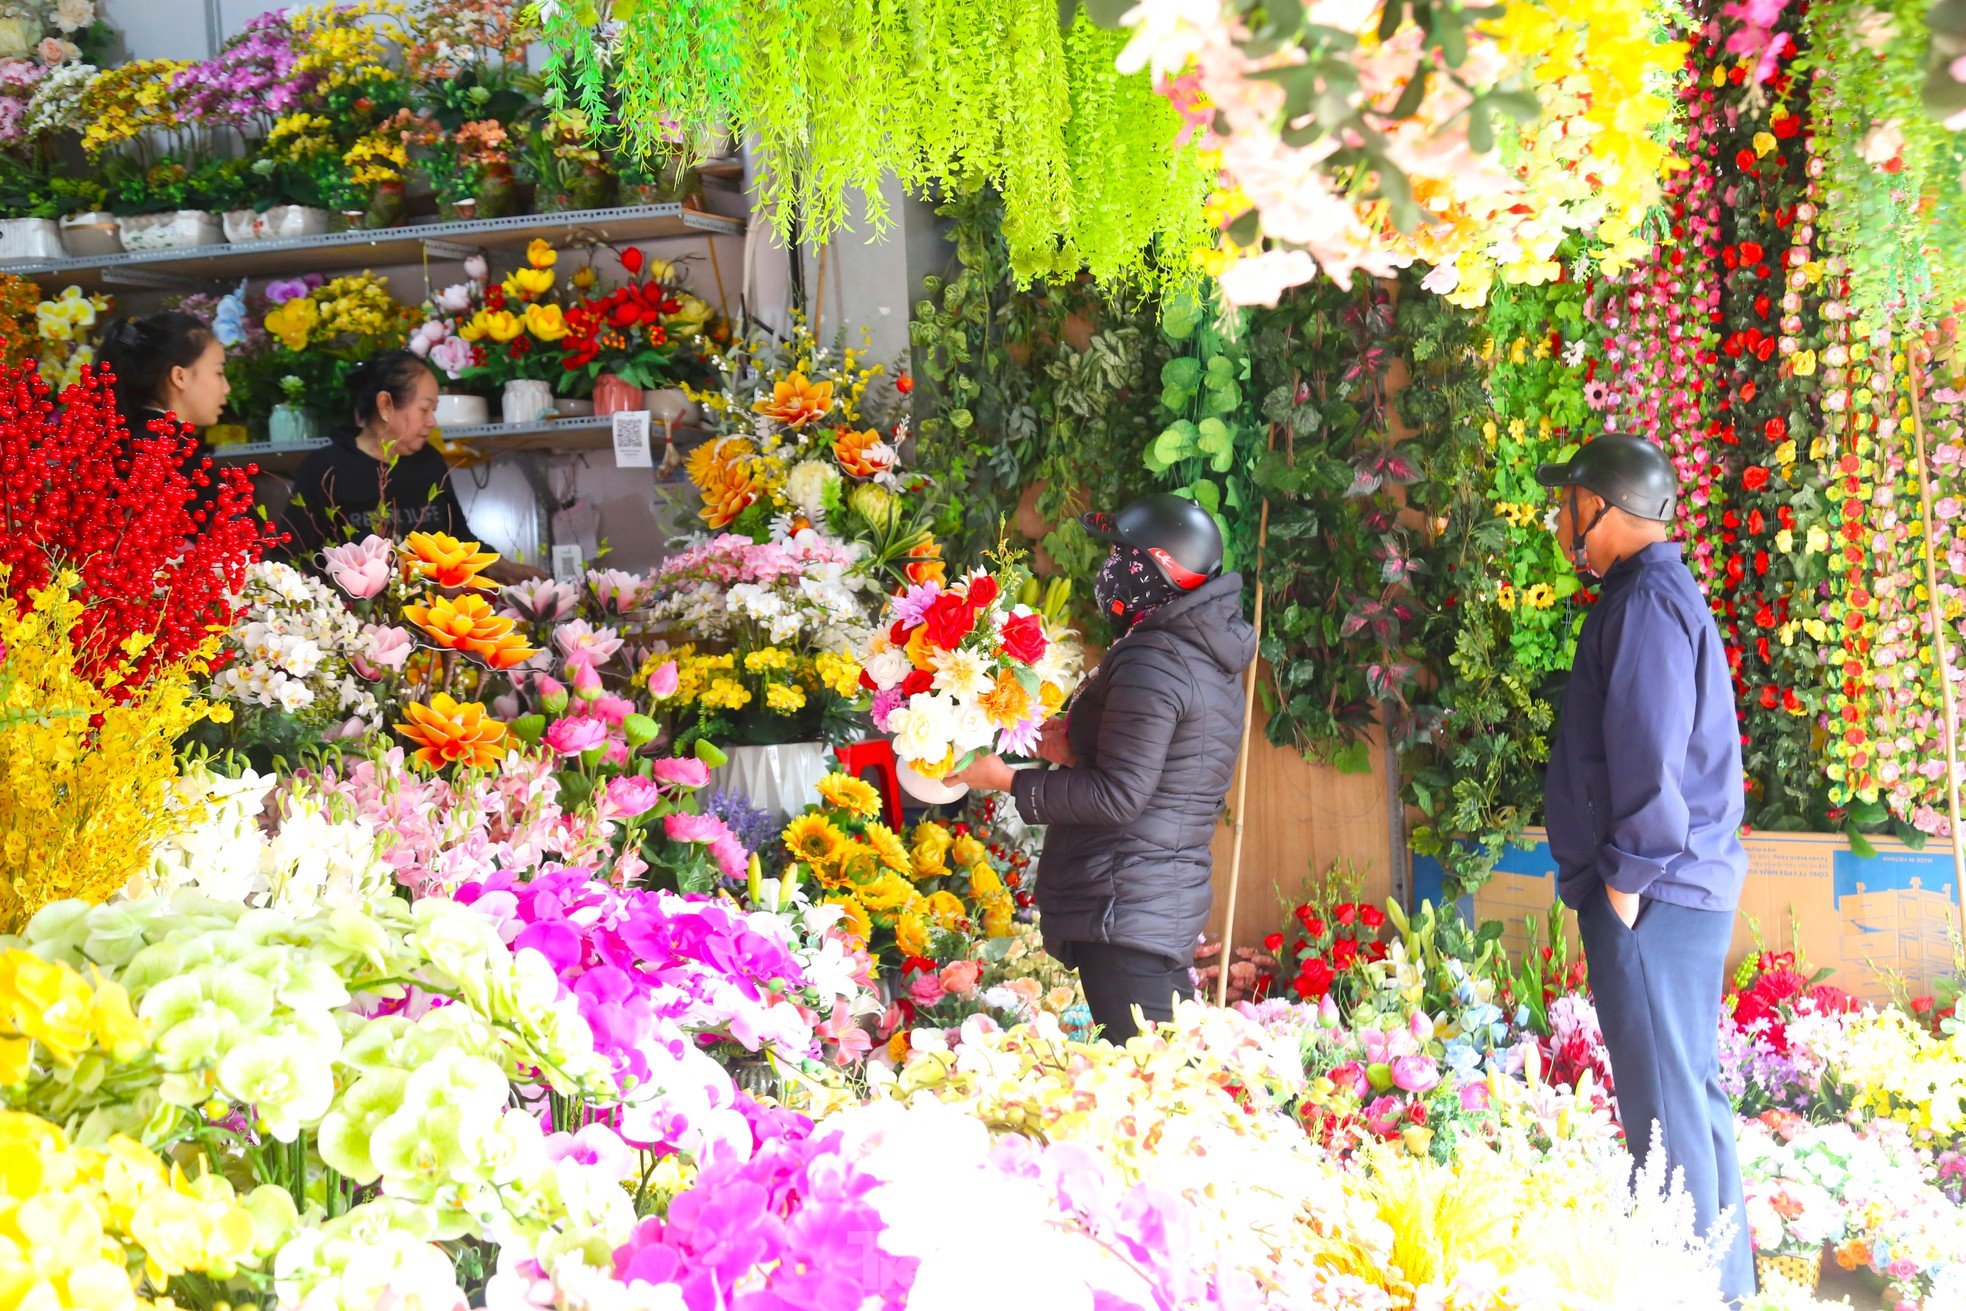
[[955, 495, 1257, 1041]]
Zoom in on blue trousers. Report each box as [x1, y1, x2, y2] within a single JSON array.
[[1577, 885, 1756, 1301]]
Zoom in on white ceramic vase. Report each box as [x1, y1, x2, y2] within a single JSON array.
[[710, 742, 836, 820], [500, 379, 553, 426]]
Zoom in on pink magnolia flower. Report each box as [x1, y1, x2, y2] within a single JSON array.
[[501, 578, 581, 623], [544, 715, 609, 757], [322, 535, 393, 600], [586, 567, 654, 616], [651, 756, 710, 789], [555, 619, 624, 665]]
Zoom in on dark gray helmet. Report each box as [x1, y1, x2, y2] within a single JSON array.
[[1082, 493, 1223, 590], [1535, 433, 1678, 522]]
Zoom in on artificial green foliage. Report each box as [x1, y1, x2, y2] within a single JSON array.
[[909, 194, 1160, 625], [1246, 279, 1434, 769], [1145, 286, 1261, 573], [1805, 0, 1966, 325], [1394, 281, 1554, 892], [539, 2, 1210, 289]]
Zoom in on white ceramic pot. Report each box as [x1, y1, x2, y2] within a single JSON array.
[[500, 379, 552, 426], [895, 758, 969, 806], [222, 205, 334, 244], [434, 393, 490, 428], [117, 210, 224, 252], [710, 742, 836, 820], [59, 210, 122, 257], [0, 217, 62, 260], [268, 404, 320, 447], [644, 387, 700, 428]]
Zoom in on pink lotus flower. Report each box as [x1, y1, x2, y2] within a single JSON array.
[[566, 653, 604, 702], [322, 535, 393, 600], [646, 660, 678, 699], [652, 756, 710, 789], [709, 834, 747, 880], [591, 693, 635, 727], [938, 960, 983, 997], [544, 715, 608, 757], [601, 774, 663, 820], [664, 810, 730, 844], [1389, 1054, 1441, 1094], [535, 673, 569, 713]]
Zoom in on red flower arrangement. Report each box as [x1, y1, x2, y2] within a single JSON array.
[[0, 357, 275, 691], [560, 248, 716, 394], [1728, 949, 1858, 1054], [1254, 895, 1391, 1005]]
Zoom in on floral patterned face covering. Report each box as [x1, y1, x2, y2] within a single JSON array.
[[1091, 545, 1181, 637]]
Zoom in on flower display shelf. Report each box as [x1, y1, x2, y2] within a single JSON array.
[[208, 415, 716, 469], [0, 202, 744, 291]]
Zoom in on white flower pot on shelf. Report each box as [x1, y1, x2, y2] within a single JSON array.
[[0, 217, 62, 260], [896, 758, 968, 806], [221, 205, 333, 244], [117, 210, 224, 252], [59, 210, 122, 257], [434, 393, 489, 428], [500, 379, 552, 426], [711, 742, 835, 820], [267, 404, 320, 447]]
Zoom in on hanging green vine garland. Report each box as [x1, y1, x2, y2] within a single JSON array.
[[539, 2, 1210, 290], [1144, 286, 1260, 574]]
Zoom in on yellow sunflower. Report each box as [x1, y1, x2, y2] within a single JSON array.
[[833, 840, 881, 886], [861, 822, 913, 876], [785, 813, 846, 866], [817, 773, 883, 820], [824, 895, 872, 945], [894, 907, 931, 958]]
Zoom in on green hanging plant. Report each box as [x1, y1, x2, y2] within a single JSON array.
[[539, 2, 1211, 290], [1142, 284, 1261, 574]]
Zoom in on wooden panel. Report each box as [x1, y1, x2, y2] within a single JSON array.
[[1206, 693, 1396, 957]]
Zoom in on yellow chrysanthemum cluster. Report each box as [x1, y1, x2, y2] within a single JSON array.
[[0, 949, 146, 1087], [0, 1111, 296, 1310], [0, 573, 221, 932], [643, 644, 861, 721], [781, 778, 1017, 967]]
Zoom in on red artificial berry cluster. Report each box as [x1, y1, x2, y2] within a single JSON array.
[[0, 356, 278, 692]]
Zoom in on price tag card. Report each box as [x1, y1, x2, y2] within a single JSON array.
[[551, 544, 586, 584], [612, 410, 653, 468]]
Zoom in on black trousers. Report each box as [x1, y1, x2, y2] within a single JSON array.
[[1072, 941, 1193, 1043], [1577, 884, 1756, 1301]]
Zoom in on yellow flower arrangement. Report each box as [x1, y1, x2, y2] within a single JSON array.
[[861, 822, 913, 875], [78, 59, 190, 155], [0, 1111, 294, 1309], [343, 131, 409, 188], [0, 572, 220, 933], [290, 0, 411, 95], [0, 949, 146, 1087], [817, 774, 883, 819]]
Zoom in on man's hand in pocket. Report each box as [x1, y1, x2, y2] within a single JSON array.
[[1607, 886, 1642, 928]]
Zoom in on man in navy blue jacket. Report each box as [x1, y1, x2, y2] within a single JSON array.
[[1538, 434, 1755, 1301]]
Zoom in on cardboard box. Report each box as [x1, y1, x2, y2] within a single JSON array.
[[1412, 829, 1964, 1003]]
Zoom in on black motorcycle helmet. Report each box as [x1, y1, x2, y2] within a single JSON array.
[[1082, 493, 1224, 591], [1535, 433, 1678, 522]]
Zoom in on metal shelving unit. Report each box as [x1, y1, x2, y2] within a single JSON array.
[[210, 414, 712, 468], [0, 201, 744, 291]]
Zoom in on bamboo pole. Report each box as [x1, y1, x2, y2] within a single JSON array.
[[1902, 339, 1966, 912], [1214, 496, 1271, 1007]]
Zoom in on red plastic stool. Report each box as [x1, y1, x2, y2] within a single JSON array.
[[834, 739, 904, 831]]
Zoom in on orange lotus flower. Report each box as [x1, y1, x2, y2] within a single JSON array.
[[832, 427, 894, 479], [397, 693, 507, 770], [698, 457, 763, 529], [403, 592, 539, 667], [402, 532, 498, 591], [752, 372, 833, 428], [904, 539, 946, 586]]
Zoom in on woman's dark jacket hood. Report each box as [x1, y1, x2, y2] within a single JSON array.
[[1010, 572, 1257, 967]]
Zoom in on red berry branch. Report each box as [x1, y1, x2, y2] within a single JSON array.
[[0, 356, 277, 692]]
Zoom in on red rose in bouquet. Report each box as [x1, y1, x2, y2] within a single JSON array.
[[999, 612, 1048, 665], [922, 592, 977, 649]]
